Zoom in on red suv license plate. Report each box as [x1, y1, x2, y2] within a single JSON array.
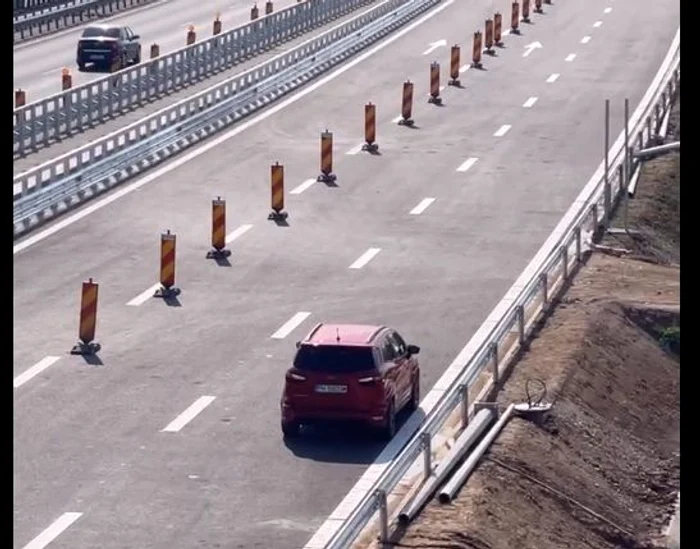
[[315, 384, 348, 394]]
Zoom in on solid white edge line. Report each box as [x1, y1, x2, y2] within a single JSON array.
[[348, 247, 382, 269], [409, 197, 436, 215], [456, 157, 478, 172], [546, 73, 560, 83], [523, 96, 538, 108], [302, 25, 680, 549], [21, 512, 83, 549], [14, 356, 61, 389], [13, 0, 458, 256], [271, 311, 312, 339], [225, 223, 254, 243], [126, 283, 161, 307], [161, 395, 216, 433], [290, 179, 317, 195], [493, 124, 511, 137]]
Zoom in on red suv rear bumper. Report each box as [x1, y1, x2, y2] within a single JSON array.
[[281, 399, 386, 426]]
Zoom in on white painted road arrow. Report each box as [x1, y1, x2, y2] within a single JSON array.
[[423, 39, 447, 55], [522, 41, 543, 57]]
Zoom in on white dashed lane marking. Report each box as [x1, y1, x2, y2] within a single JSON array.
[[565, 53, 577, 62], [494, 125, 512, 137], [161, 396, 216, 433], [410, 198, 436, 215], [349, 248, 382, 269], [271, 312, 312, 339], [21, 512, 83, 549], [456, 157, 479, 172], [523, 96, 538, 108], [581, 35, 591, 44], [546, 73, 560, 83], [14, 356, 61, 389]]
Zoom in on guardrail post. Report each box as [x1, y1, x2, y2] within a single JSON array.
[[15, 88, 26, 108], [265, 0, 273, 14], [490, 341, 499, 384], [539, 272, 548, 307], [459, 383, 469, 428], [517, 305, 525, 345], [654, 104, 661, 133], [561, 245, 569, 280], [421, 432, 432, 479], [376, 489, 389, 543], [574, 226, 582, 262], [587, 204, 596, 236]]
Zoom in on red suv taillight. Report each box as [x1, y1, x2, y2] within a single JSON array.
[[286, 370, 307, 382], [358, 375, 382, 385]]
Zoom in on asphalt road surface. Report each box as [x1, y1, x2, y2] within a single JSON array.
[[13, 0, 297, 106], [13, 0, 679, 547]]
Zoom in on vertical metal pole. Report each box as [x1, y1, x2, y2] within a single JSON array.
[[603, 99, 611, 226], [575, 226, 582, 262], [646, 116, 652, 144], [620, 164, 630, 235], [421, 432, 432, 479], [540, 273, 548, 306], [490, 341, 499, 384], [376, 489, 389, 542], [624, 98, 630, 185], [517, 305, 525, 345], [561, 245, 569, 280], [459, 383, 469, 428]]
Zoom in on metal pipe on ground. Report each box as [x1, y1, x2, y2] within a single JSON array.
[[633, 141, 680, 160], [397, 408, 496, 524], [439, 403, 516, 504]]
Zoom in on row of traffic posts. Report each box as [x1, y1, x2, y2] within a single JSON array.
[[13, 0, 546, 108], [68, 0, 549, 356]]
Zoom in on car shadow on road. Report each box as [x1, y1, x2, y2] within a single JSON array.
[[283, 407, 426, 465]]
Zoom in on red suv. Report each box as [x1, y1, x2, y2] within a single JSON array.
[[280, 323, 421, 440]]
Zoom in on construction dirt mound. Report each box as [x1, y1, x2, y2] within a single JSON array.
[[389, 96, 680, 549]]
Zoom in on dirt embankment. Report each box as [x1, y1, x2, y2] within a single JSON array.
[[390, 95, 680, 549]]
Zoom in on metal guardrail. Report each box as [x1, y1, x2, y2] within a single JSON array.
[[13, 0, 159, 43], [13, 0, 440, 237], [13, 0, 377, 155], [317, 30, 681, 549], [14, 0, 83, 15]]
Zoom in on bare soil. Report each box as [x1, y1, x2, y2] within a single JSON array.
[[387, 96, 681, 549]]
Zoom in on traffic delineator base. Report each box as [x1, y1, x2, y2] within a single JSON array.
[[206, 197, 232, 259], [269, 161, 288, 220], [154, 230, 181, 299], [71, 278, 101, 356], [398, 80, 414, 126], [428, 61, 442, 105], [317, 130, 337, 184], [361, 102, 379, 153]]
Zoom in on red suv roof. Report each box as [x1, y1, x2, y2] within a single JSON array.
[[303, 323, 385, 346]]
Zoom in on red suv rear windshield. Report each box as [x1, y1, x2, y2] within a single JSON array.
[[294, 345, 377, 373]]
